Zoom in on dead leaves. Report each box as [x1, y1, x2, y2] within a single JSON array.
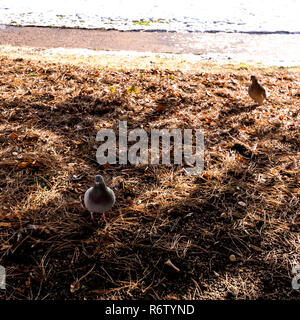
[[8, 131, 19, 140], [0, 154, 52, 170], [0, 222, 11, 227], [17, 156, 48, 169], [7, 130, 40, 143], [156, 103, 165, 112], [25, 130, 40, 141]]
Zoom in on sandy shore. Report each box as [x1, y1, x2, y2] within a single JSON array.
[[0, 26, 300, 66]]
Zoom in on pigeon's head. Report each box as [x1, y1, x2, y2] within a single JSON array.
[[250, 75, 257, 82], [94, 174, 105, 187]]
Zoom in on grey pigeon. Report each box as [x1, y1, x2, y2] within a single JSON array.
[[84, 175, 115, 222], [248, 75, 267, 105]]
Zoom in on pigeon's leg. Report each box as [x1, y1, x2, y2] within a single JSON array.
[[101, 212, 109, 223], [90, 212, 95, 223]]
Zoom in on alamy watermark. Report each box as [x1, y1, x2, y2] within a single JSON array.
[[292, 264, 300, 290], [0, 265, 5, 290], [96, 121, 204, 175]]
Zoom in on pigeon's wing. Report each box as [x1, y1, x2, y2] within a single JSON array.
[[100, 187, 115, 212], [84, 187, 93, 211]]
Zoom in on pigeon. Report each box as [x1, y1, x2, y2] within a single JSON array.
[[84, 175, 115, 223], [248, 75, 267, 105]]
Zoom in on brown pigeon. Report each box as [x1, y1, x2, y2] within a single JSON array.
[[248, 75, 267, 105]]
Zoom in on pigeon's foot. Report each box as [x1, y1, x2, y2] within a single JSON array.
[[101, 212, 109, 223]]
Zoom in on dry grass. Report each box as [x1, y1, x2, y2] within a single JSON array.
[[0, 51, 299, 300]]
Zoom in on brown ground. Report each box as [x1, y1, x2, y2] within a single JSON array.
[[0, 52, 299, 300]]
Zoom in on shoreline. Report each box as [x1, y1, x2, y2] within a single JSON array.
[[0, 26, 300, 67], [2, 24, 299, 35]]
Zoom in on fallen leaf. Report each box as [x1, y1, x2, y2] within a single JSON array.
[[18, 161, 30, 169], [0, 222, 11, 227], [156, 104, 165, 112], [9, 131, 18, 140], [26, 130, 39, 141]]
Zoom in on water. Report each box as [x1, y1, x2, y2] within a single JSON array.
[[0, 0, 299, 33]]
